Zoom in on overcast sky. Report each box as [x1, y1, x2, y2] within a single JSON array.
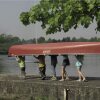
[[0, 0, 100, 40]]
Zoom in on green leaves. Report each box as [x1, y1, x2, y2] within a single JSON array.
[[78, 16, 92, 28], [63, 16, 73, 32], [20, 0, 100, 34], [88, 4, 94, 11], [20, 12, 30, 25]]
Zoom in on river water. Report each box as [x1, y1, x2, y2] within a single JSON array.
[[0, 54, 100, 77]]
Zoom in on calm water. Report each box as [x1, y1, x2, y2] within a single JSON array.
[[0, 54, 100, 77]]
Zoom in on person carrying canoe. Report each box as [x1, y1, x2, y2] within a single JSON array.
[[34, 55, 46, 80]]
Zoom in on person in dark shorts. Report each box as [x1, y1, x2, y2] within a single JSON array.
[[60, 55, 70, 81]]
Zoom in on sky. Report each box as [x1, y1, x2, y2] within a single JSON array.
[[0, 0, 100, 40]]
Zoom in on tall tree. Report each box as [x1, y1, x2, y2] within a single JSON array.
[[20, 0, 100, 34]]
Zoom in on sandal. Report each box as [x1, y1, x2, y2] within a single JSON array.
[[83, 79, 88, 82]]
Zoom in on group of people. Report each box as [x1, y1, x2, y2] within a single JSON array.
[[15, 54, 87, 82]]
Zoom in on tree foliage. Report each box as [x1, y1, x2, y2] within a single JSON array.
[[20, 0, 100, 35]]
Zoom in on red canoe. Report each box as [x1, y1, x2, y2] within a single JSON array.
[[8, 42, 100, 56]]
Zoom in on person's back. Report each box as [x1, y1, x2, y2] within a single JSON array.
[[37, 55, 45, 68], [18, 56, 25, 67], [62, 55, 70, 66], [75, 55, 84, 64], [51, 55, 58, 66]]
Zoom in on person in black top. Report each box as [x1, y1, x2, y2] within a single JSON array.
[[50, 55, 58, 80]]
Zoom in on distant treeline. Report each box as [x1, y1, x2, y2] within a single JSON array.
[[0, 33, 100, 54]]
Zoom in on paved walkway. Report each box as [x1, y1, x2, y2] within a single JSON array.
[[0, 74, 100, 88]]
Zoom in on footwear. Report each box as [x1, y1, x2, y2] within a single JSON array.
[[41, 76, 46, 80], [76, 79, 82, 82], [59, 79, 65, 81], [83, 79, 88, 82], [51, 76, 57, 80], [65, 78, 70, 80]]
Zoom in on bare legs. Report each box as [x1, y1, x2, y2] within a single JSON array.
[[60, 66, 69, 81], [77, 67, 86, 81]]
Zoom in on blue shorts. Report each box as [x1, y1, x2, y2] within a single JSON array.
[[75, 61, 82, 68]]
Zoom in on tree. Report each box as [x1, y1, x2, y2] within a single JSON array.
[[38, 37, 46, 43], [20, 0, 100, 34]]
